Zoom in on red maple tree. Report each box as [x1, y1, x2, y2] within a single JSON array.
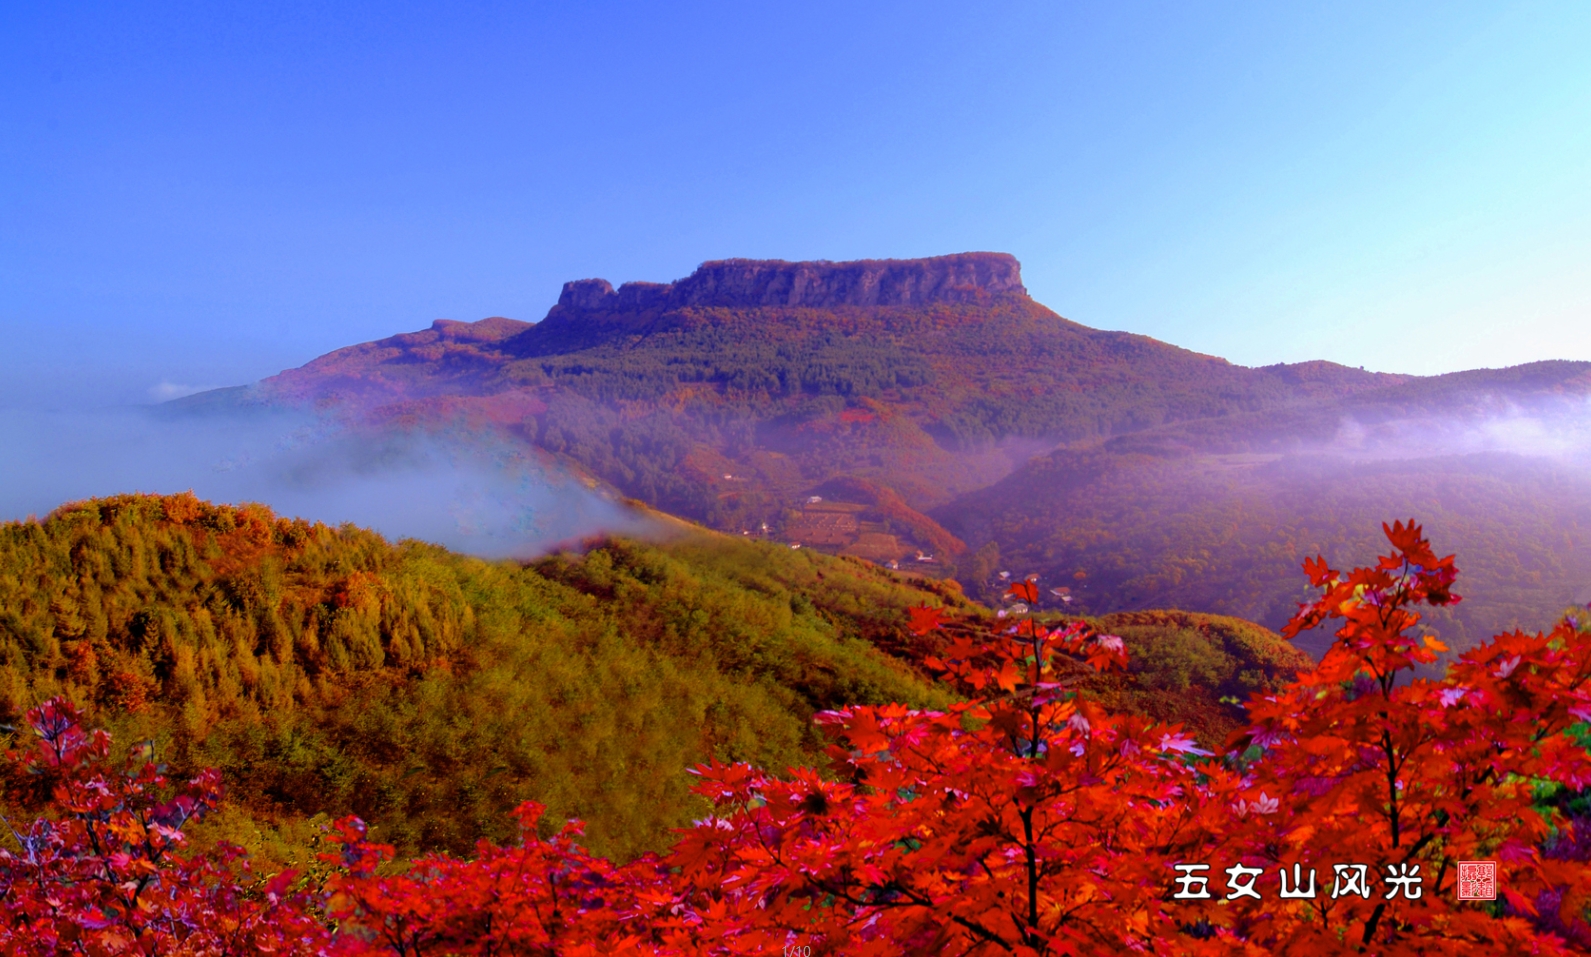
[[1195, 521, 1591, 952], [0, 699, 326, 955]]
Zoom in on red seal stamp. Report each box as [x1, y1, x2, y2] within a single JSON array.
[[1456, 861, 1496, 900]]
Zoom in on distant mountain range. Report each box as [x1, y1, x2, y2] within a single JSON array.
[[179, 253, 1591, 652]]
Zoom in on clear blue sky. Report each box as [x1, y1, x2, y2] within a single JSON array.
[[5, 1, 1590, 409]]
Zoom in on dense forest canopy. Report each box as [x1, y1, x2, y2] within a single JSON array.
[[0, 493, 950, 862]]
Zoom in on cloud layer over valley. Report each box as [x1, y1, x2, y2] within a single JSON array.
[[0, 400, 649, 557]]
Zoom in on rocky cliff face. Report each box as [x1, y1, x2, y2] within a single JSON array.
[[554, 252, 1027, 314]]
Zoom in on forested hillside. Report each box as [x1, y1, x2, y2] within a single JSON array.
[[0, 493, 954, 864], [0, 492, 1305, 871]]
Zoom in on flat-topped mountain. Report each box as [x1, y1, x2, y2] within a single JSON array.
[[241, 254, 1395, 529], [179, 252, 1591, 650], [554, 252, 1027, 313]]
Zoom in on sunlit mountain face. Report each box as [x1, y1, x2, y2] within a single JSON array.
[[161, 253, 1591, 654]]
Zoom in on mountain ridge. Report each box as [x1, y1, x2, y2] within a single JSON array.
[[170, 252, 1591, 650], [552, 251, 1028, 314]]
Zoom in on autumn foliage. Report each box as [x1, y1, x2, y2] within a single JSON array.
[[2, 521, 1589, 954], [0, 699, 323, 955]]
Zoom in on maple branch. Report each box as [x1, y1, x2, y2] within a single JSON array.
[[1020, 805, 1040, 936], [1381, 728, 1401, 849], [1361, 901, 1386, 947], [886, 881, 1017, 954], [1432, 856, 1451, 897], [1400, 831, 1436, 865]]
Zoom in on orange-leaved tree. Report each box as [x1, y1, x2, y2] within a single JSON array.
[[656, 590, 1224, 955], [0, 698, 327, 956], [647, 522, 1591, 954], [322, 804, 664, 957], [1182, 520, 1591, 953]]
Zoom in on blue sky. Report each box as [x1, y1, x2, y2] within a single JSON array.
[[4, 1, 1590, 409]]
